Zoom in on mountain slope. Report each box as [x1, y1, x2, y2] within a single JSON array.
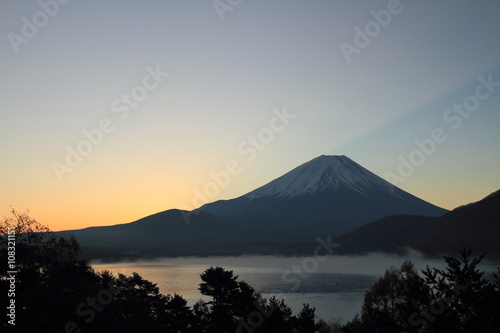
[[200, 155, 447, 235], [61, 209, 241, 259], [334, 189, 500, 259], [333, 215, 439, 254], [419, 189, 500, 256], [61, 209, 319, 260]]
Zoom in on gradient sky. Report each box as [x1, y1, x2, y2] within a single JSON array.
[[1, 0, 500, 231]]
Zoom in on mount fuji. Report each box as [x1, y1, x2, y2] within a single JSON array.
[[200, 155, 447, 236], [244, 155, 397, 199], [63, 155, 449, 259]]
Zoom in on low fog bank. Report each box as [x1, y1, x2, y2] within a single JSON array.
[[92, 249, 499, 276]]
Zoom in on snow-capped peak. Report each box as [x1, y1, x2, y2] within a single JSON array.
[[244, 155, 396, 199]]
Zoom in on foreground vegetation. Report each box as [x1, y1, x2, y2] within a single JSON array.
[[1, 210, 499, 332]]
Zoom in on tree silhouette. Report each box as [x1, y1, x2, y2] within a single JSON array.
[[295, 303, 319, 332], [193, 299, 212, 332], [1, 209, 97, 331], [198, 266, 266, 332], [359, 261, 429, 333], [422, 248, 499, 332], [346, 249, 500, 333], [258, 296, 294, 332], [199, 266, 240, 308], [341, 313, 363, 333], [1, 210, 196, 333]]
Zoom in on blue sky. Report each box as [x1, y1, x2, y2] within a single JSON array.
[[1, 0, 499, 230]]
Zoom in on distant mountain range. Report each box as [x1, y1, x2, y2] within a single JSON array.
[[334, 189, 500, 259], [60, 155, 499, 260]]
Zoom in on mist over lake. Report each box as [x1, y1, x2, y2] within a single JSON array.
[[93, 252, 490, 323]]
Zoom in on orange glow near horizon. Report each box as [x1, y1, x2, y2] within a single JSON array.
[[3, 174, 495, 232], [2, 141, 499, 232]]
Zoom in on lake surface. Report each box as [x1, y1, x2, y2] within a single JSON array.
[[92, 253, 451, 323]]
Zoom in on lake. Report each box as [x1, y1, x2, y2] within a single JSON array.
[[92, 253, 449, 323]]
